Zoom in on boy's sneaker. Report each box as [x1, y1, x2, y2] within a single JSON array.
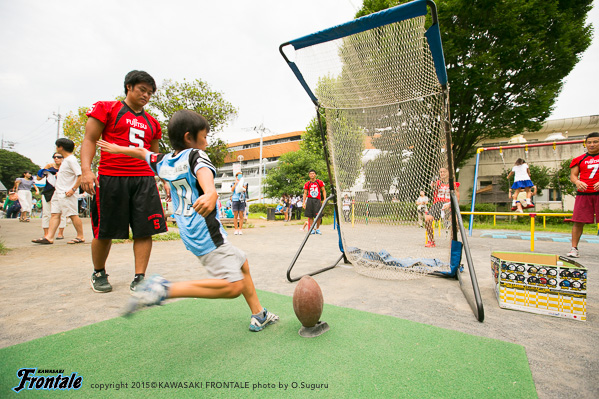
[[566, 247, 579, 258], [425, 241, 436, 248], [315, 229, 322, 235], [124, 275, 170, 317], [91, 270, 112, 293], [249, 308, 279, 332], [130, 275, 145, 292]]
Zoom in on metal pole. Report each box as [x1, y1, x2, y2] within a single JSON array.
[[469, 149, 482, 236], [258, 129, 264, 204]]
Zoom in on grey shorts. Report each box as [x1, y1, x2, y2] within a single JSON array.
[[197, 242, 246, 283]]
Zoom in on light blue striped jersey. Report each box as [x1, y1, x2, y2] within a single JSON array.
[[146, 149, 227, 256]]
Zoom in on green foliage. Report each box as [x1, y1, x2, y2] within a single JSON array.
[[249, 203, 271, 214], [327, 110, 364, 191], [0, 150, 41, 189], [356, 0, 594, 167], [550, 158, 577, 197], [62, 106, 102, 170], [149, 79, 237, 166], [263, 150, 329, 199], [300, 115, 326, 157], [460, 202, 497, 223]]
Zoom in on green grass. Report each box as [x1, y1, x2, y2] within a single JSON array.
[[0, 240, 9, 255]]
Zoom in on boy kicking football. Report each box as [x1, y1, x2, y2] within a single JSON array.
[[97, 110, 278, 332]]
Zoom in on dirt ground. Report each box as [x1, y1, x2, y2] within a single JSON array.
[[0, 217, 597, 399]]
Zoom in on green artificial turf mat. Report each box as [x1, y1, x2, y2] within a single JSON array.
[[0, 290, 536, 398]]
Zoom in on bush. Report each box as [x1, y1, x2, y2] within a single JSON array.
[[248, 203, 273, 214], [460, 203, 496, 223]]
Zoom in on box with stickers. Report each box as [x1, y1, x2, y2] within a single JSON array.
[[491, 252, 586, 321]]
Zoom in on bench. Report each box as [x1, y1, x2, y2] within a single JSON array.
[[220, 216, 248, 227]]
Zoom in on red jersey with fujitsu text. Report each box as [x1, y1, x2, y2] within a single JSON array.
[[570, 152, 599, 194], [304, 179, 324, 199], [87, 101, 162, 176], [432, 180, 460, 203]]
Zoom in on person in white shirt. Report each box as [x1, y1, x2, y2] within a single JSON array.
[[32, 138, 85, 245], [416, 190, 429, 227]]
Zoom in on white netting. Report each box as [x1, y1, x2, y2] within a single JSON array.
[[294, 15, 452, 279]]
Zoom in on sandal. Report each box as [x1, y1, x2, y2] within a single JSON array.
[[32, 238, 53, 245], [56, 236, 65, 240], [67, 238, 85, 244]]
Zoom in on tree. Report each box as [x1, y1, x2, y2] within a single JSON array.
[[0, 150, 40, 189], [550, 158, 576, 210], [300, 115, 326, 157], [356, 0, 593, 167], [149, 79, 238, 167], [263, 150, 328, 199], [62, 106, 101, 170]]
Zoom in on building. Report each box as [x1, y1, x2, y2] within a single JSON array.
[[459, 115, 599, 210], [215, 131, 304, 202]]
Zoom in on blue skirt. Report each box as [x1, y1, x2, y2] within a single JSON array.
[[511, 180, 533, 189]]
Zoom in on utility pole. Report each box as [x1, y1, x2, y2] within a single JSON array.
[[246, 123, 273, 204], [1, 133, 16, 150], [49, 109, 62, 139]]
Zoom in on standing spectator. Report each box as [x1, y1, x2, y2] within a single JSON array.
[[416, 190, 429, 227], [289, 195, 297, 221], [3, 190, 21, 218], [243, 181, 250, 222], [566, 132, 599, 258], [37, 153, 67, 239], [302, 169, 326, 235], [231, 171, 246, 235], [280, 194, 289, 222], [342, 194, 351, 223], [80, 70, 167, 293], [14, 171, 39, 222], [295, 195, 303, 220], [424, 168, 460, 248], [32, 138, 85, 245]]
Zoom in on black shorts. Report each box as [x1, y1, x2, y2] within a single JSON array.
[[91, 175, 167, 240], [429, 202, 449, 221], [304, 197, 322, 218], [232, 200, 246, 212]]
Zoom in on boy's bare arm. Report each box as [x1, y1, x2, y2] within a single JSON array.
[[193, 168, 218, 218], [97, 139, 149, 160]]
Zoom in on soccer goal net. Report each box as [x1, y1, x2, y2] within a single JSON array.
[[281, 0, 456, 280]]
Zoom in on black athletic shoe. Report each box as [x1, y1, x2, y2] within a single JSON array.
[[91, 270, 112, 293], [130, 275, 145, 292]]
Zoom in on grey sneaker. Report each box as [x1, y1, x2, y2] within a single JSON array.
[[90, 270, 112, 293], [130, 275, 145, 292], [566, 247, 579, 258], [124, 275, 169, 317], [249, 308, 279, 332]]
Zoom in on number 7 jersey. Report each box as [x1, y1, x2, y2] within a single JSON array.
[[87, 100, 162, 176], [147, 149, 227, 256], [570, 152, 599, 194]]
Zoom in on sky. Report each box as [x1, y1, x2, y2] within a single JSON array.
[[0, 0, 597, 168]]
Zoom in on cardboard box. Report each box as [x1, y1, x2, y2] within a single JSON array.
[[491, 252, 587, 321]]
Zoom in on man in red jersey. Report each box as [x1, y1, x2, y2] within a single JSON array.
[[566, 132, 599, 258], [424, 167, 460, 248], [81, 70, 167, 293]]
